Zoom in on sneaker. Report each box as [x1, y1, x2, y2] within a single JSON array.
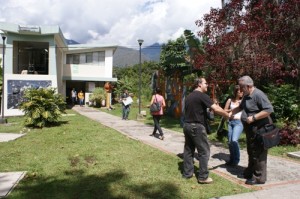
[[198, 177, 213, 184], [159, 135, 165, 140]]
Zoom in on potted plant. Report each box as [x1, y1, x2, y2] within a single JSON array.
[[89, 87, 106, 107]]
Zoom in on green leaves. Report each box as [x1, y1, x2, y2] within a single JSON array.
[[265, 84, 300, 122], [19, 87, 66, 128]]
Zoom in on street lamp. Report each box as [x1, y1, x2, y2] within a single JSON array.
[[0, 31, 7, 124], [137, 39, 143, 115]]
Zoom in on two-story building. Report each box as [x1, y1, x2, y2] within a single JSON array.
[[0, 22, 117, 116]]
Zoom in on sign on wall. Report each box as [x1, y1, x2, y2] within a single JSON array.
[[7, 80, 52, 109]]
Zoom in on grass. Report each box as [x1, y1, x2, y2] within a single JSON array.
[[0, 109, 251, 199]]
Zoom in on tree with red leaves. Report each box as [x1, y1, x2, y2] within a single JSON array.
[[194, 0, 300, 88]]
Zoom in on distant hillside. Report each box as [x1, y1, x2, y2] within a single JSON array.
[[142, 43, 161, 61], [65, 39, 162, 67], [113, 43, 161, 67]]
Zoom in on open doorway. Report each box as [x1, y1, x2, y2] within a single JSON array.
[[66, 81, 86, 105]]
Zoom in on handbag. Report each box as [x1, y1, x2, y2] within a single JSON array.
[[150, 95, 161, 113], [254, 118, 280, 149], [216, 117, 228, 138]]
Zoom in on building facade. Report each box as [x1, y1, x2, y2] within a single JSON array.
[[0, 22, 117, 116]]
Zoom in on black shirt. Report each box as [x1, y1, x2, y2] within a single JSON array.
[[184, 90, 213, 126]]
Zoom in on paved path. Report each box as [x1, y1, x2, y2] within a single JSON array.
[[73, 106, 300, 199]]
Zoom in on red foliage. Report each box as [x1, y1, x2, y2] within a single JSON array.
[[279, 124, 300, 146], [195, 0, 300, 87]]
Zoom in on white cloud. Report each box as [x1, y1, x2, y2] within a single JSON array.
[[0, 0, 221, 48]]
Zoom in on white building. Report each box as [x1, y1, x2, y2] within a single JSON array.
[[0, 22, 117, 116]]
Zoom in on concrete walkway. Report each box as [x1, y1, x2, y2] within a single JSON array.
[[72, 106, 300, 199]]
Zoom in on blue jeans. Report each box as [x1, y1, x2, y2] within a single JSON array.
[[183, 123, 210, 180], [227, 119, 243, 164]]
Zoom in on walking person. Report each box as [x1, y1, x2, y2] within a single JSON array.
[[78, 90, 85, 107], [71, 88, 77, 105], [182, 77, 229, 184], [121, 89, 131, 120], [230, 75, 274, 185], [224, 85, 244, 166], [150, 87, 166, 140]]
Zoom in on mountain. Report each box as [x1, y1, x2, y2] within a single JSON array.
[[142, 43, 161, 61], [65, 39, 80, 45], [113, 43, 161, 67], [65, 38, 162, 67]]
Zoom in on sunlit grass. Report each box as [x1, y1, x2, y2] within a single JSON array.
[[0, 109, 250, 199]]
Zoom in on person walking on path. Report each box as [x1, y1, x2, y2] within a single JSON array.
[[71, 88, 77, 105], [150, 87, 166, 140], [224, 85, 244, 166], [121, 89, 131, 120], [182, 77, 229, 184], [230, 75, 274, 185], [77, 90, 85, 107]]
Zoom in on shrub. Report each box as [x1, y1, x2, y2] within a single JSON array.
[[264, 84, 300, 122], [19, 87, 66, 127], [89, 87, 106, 107], [279, 123, 300, 146]]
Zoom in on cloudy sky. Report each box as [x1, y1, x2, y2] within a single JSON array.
[[0, 0, 221, 48]]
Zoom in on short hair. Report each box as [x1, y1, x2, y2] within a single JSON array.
[[239, 75, 254, 86], [193, 77, 204, 89]]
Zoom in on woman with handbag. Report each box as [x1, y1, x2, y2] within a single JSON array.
[[150, 87, 166, 140], [224, 85, 244, 166]]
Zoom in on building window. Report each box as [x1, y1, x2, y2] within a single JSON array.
[[13, 41, 49, 74], [86, 52, 93, 63], [67, 51, 105, 65]]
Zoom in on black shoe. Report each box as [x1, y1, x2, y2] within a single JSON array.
[[225, 161, 238, 167], [182, 174, 194, 179], [245, 178, 265, 185], [237, 173, 253, 179]]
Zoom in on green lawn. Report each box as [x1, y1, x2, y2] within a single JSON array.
[[0, 109, 251, 199]]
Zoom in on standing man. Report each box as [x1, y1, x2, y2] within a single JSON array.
[[78, 90, 85, 107], [230, 75, 274, 185], [182, 77, 229, 184], [71, 88, 77, 105]]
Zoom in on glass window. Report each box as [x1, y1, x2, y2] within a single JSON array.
[[86, 52, 93, 63], [98, 51, 105, 66], [73, 54, 80, 64], [13, 41, 49, 74]]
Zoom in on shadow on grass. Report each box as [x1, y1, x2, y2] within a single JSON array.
[[15, 169, 180, 199]]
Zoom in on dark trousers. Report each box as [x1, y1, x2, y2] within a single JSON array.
[[244, 124, 268, 183], [122, 105, 130, 119], [183, 123, 210, 180], [152, 115, 163, 136]]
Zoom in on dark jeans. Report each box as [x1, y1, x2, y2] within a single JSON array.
[[152, 115, 163, 136], [183, 123, 210, 180], [122, 105, 130, 119], [243, 124, 268, 183]]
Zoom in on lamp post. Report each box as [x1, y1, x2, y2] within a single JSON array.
[[137, 39, 143, 115], [0, 31, 6, 123]]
